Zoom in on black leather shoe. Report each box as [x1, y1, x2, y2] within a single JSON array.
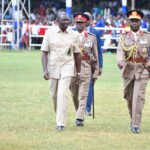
[[75, 119, 84, 126], [131, 127, 140, 133], [56, 126, 65, 131]]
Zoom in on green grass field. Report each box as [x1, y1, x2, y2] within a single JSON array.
[[0, 50, 150, 150]]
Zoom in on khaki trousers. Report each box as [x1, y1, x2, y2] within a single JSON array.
[[70, 77, 79, 111], [123, 78, 149, 128], [70, 77, 90, 120], [50, 77, 71, 127]]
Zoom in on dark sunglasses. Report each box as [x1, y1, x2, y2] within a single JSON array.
[[130, 19, 140, 22], [76, 21, 85, 24]]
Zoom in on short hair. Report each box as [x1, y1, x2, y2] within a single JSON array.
[[57, 11, 69, 20]]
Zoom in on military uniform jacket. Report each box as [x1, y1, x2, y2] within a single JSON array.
[[79, 31, 99, 78], [41, 26, 80, 79], [117, 30, 150, 79]]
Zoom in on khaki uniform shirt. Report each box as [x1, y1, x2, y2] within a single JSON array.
[[79, 32, 99, 78], [117, 30, 150, 79], [41, 26, 80, 79]]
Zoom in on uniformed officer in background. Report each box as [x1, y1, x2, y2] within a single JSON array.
[[84, 12, 103, 116], [117, 10, 150, 133], [70, 13, 99, 126]]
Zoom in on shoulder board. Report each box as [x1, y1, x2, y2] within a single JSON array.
[[120, 31, 131, 38], [87, 32, 96, 37], [120, 33, 127, 38], [142, 30, 150, 34], [122, 31, 129, 35]]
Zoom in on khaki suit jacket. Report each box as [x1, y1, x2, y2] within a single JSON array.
[[41, 26, 80, 79]]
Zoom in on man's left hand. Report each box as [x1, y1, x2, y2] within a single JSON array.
[[92, 77, 97, 85], [99, 67, 102, 76], [76, 73, 81, 85]]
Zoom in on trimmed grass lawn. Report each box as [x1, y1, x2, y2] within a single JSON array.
[[0, 50, 150, 150]]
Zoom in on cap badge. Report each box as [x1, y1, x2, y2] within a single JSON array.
[[132, 11, 137, 16]]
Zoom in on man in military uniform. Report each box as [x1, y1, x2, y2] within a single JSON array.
[[117, 10, 150, 133], [41, 12, 81, 131], [70, 13, 99, 126], [84, 12, 103, 116]]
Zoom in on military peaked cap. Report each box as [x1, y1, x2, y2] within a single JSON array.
[[127, 9, 144, 20], [73, 13, 89, 23]]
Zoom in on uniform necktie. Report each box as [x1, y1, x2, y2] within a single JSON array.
[[79, 33, 84, 42], [133, 32, 139, 41]]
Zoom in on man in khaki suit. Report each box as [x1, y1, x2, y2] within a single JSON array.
[[41, 12, 81, 131], [117, 10, 150, 133], [70, 13, 99, 126]]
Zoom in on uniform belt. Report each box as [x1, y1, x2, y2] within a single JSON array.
[[82, 55, 90, 60], [128, 57, 146, 63]]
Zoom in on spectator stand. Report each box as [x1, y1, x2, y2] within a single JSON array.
[[0, 0, 31, 50], [1, 0, 150, 50], [0, 20, 13, 49]]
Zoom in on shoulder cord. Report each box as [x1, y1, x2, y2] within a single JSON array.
[[120, 36, 138, 61]]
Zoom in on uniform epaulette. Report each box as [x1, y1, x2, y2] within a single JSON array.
[[142, 30, 150, 34], [87, 32, 96, 37], [120, 32, 128, 38], [121, 31, 129, 36]]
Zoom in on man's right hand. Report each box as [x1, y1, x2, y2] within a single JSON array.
[[43, 70, 49, 80], [118, 61, 124, 69]]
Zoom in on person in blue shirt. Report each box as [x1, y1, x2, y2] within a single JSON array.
[[95, 13, 105, 35], [148, 20, 150, 32], [14, 21, 23, 48], [84, 12, 103, 116], [141, 18, 148, 29]]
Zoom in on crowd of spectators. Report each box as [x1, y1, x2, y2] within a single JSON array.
[[0, 0, 150, 50]]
